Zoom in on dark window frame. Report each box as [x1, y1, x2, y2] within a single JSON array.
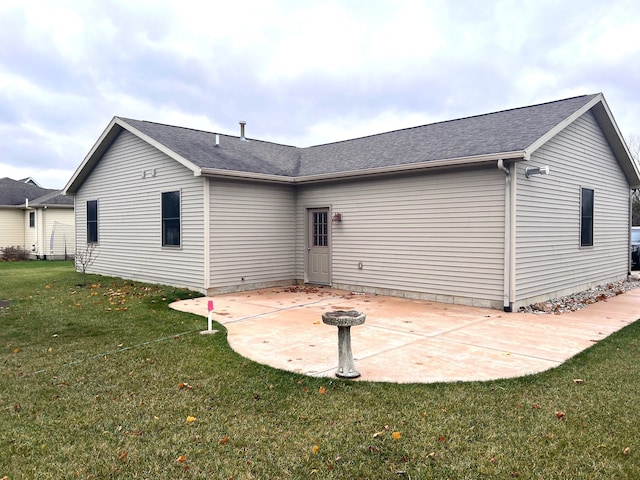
[[87, 200, 98, 243], [162, 190, 181, 247], [580, 188, 594, 247]]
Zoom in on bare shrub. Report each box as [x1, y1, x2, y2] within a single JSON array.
[[1, 246, 30, 261]]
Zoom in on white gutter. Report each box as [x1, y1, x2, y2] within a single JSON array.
[[198, 168, 296, 183], [200, 150, 527, 184]]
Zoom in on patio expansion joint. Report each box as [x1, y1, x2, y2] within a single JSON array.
[[435, 336, 563, 365], [220, 295, 346, 325], [356, 317, 564, 368], [363, 315, 497, 339]]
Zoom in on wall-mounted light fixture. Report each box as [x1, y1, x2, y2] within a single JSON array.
[[332, 212, 343, 223], [525, 165, 550, 178]]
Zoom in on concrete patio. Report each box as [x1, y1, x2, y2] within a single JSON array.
[[170, 285, 640, 383]]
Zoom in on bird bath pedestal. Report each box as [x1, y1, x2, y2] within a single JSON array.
[[322, 310, 366, 378]]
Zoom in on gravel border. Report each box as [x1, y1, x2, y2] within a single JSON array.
[[519, 276, 640, 314]]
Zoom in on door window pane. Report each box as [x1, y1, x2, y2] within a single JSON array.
[[313, 211, 328, 247]]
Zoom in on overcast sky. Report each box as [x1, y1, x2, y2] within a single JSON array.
[[1, 0, 639, 189]]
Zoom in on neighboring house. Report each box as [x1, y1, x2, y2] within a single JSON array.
[[0, 177, 75, 259], [64, 93, 640, 311]]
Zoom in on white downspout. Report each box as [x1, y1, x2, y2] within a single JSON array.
[[203, 177, 211, 293], [497, 160, 514, 311]]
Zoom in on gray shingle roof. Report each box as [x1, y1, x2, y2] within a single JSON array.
[[122, 119, 302, 176], [0, 177, 72, 207], [120, 94, 599, 177]]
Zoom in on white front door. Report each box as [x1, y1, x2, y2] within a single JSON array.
[[307, 208, 330, 284]]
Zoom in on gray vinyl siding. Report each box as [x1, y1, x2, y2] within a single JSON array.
[[74, 131, 205, 292], [208, 179, 296, 292], [514, 111, 630, 307], [296, 167, 506, 307]]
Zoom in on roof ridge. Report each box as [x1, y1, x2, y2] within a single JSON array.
[[305, 94, 598, 149]]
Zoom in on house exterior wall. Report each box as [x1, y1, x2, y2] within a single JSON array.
[[207, 179, 296, 293], [514, 110, 630, 308], [74, 130, 205, 292], [24, 209, 39, 257], [0, 208, 25, 251], [296, 166, 506, 308]]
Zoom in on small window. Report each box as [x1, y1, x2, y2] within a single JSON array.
[[162, 191, 181, 247], [29, 211, 35, 228], [580, 188, 594, 247], [312, 211, 328, 247], [87, 200, 98, 243]]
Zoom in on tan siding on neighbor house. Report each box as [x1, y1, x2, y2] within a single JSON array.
[[74, 131, 205, 292], [296, 166, 506, 307], [514, 111, 630, 307], [208, 179, 296, 292], [0, 209, 25, 250]]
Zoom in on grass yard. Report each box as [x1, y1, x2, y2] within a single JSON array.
[[1, 261, 639, 479]]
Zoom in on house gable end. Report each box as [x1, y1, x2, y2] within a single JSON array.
[[64, 117, 202, 195], [524, 94, 640, 188]]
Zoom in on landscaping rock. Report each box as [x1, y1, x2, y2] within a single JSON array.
[[519, 278, 640, 314]]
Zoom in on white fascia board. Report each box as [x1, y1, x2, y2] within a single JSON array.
[[523, 94, 604, 160], [116, 118, 202, 176], [199, 168, 295, 184], [201, 151, 526, 184], [63, 117, 204, 194], [63, 116, 121, 194], [294, 151, 526, 183]]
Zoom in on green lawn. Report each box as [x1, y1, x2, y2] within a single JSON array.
[[1, 261, 638, 479]]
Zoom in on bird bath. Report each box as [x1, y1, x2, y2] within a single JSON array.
[[322, 310, 366, 378]]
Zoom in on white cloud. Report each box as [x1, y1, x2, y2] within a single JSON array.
[[1, 0, 640, 178]]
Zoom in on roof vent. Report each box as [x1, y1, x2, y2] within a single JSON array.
[[239, 121, 247, 141]]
